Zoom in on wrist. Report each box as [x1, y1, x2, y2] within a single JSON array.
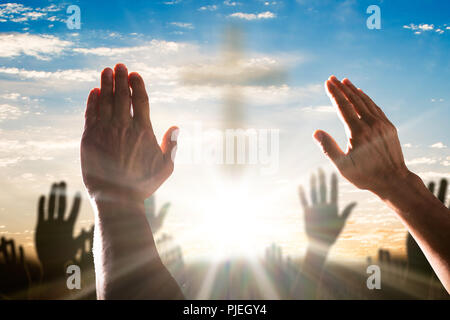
[[91, 192, 146, 219], [373, 170, 423, 201]]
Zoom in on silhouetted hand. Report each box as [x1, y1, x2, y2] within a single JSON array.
[[0, 237, 30, 299], [35, 182, 81, 277], [407, 179, 448, 274], [74, 225, 94, 269], [299, 169, 356, 249], [81, 64, 178, 204], [145, 195, 170, 233]]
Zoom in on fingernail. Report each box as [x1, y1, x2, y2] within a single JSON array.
[[104, 68, 113, 79], [171, 128, 180, 142]]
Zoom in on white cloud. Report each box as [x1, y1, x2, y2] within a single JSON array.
[[406, 157, 437, 165], [301, 105, 334, 113], [0, 3, 61, 24], [170, 22, 194, 29], [199, 5, 218, 11], [73, 40, 185, 57], [0, 104, 22, 121], [229, 11, 276, 20], [403, 23, 446, 35], [0, 33, 72, 60], [403, 143, 413, 148], [417, 171, 450, 180], [430, 142, 447, 149], [0, 67, 98, 82], [224, 0, 240, 6]]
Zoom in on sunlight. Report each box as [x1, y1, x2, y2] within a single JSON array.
[[197, 178, 272, 260]]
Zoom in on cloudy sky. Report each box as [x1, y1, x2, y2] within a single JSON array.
[[0, 0, 449, 263]]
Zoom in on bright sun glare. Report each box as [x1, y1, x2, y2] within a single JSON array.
[[198, 177, 273, 260]]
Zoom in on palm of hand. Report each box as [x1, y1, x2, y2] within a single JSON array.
[[35, 182, 81, 272], [299, 169, 356, 248], [304, 203, 346, 246]]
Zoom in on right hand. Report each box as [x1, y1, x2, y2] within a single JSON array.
[[313, 76, 414, 198], [80, 64, 178, 204]]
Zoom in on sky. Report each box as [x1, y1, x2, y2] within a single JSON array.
[[0, 0, 449, 263]]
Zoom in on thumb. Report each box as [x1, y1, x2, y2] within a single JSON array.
[[161, 126, 179, 164], [313, 130, 345, 169], [341, 202, 357, 221]]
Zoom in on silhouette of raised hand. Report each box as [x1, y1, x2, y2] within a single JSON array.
[[407, 179, 448, 275], [299, 169, 356, 249], [0, 237, 30, 299], [144, 195, 170, 234], [35, 182, 81, 277], [74, 225, 94, 269]]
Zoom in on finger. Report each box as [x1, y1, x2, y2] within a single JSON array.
[[313, 130, 347, 172], [310, 173, 318, 205], [85, 88, 99, 129], [343, 79, 388, 121], [331, 77, 373, 121], [68, 192, 81, 224], [298, 186, 308, 209], [38, 195, 45, 222], [161, 126, 179, 166], [437, 179, 448, 204], [19, 246, 25, 265], [318, 168, 327, 204], [158, 203, 170, 222], [57, 181, 67, 221], [341, 202, 357, 221], [428, 182, 436, 194], [0, 237, 7, 260], [8, 240, 16, 263], [325, 78, 360, 132], [331, 173, 338, 205], [99, 67, 114, 123], [113, 63, 131, 124], [48, 183, 57, 220], [145, 195, 155, 218], [129, 72, 151, 127]]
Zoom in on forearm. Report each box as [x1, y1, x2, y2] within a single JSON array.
[[376, 172, 450, 293], [92, 196, 183, 299], [290, 247, 328, 299]]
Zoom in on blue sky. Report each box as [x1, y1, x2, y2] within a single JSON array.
[[0, 0, 449, 262]]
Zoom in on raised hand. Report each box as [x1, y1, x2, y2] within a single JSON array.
[[35, 182, 81, 276], [299, 169, 356, 249], [0, 237, 30, 299], [313, 76, 410, 197], [82, 64, 183, 299], [407, 179, 448, 274], [74, 225, 94, 269], [81, 64, 178, 204], [313, 75, 450, 293], [145, 195, 170, 234]]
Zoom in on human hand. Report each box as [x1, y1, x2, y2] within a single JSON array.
[[0, 237, 30, 299], [407, 179, 448, 273], [81, 64, 178, 204], [299, 169, 356, 249], [145, 195, 170, 234], [313, 76, 412, 198], [35, 182, 81, 276], [73, 225, 94, 269]]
